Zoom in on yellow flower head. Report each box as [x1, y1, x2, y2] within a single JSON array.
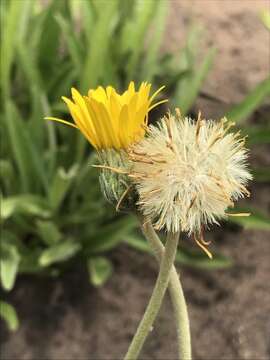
[[46, 82, 167, 149]]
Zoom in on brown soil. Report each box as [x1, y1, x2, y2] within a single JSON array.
[[1, 1, 270, 360]]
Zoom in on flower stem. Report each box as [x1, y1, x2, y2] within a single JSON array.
[[138, 216, 192, 360], [124, 231, 179, 360]]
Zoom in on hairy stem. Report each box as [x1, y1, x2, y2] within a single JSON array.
[[124, 231, 179, 360], [139, 216, 192, 360]]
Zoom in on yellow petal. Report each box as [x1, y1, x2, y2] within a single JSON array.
[[119, 104, 130, 147], [62, 96, 98, 148]]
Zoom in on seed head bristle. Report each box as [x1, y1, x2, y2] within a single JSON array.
[[128, 113, 252, 234]]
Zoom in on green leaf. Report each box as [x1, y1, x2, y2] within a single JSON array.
[[125, 235, 232, 270], [179, 24, 203, 68], [19, 247, 43, 274], [80, 0, 118, 91], [173, 47, 216, 114], [175, 248, 232, 270], [55, 14, 82, 69], [244, 126, 270, 145], [16, 0, 34, 41], [37, 0, 68, 79], [225, 78, 270, 124], [0, 0, 25, 99], [86, 215, 138, 253], [0, 301, 19, 331], [48, 165, 78, 210], [141, 0, 168, 82], [252, 167, 270, 182], [124, 234, 150, 253], [36, 220, 62, 246], [87, 257, 113, 287], [0, 159, 15, 193], [1, 195, 50, 220], [39, 239, 81, 266], [4, 100, 48, 193], [16, 42, 48, 149], [229, 207, 270, 230], [0, 242, 20, 291], [80, 0, 94, 43], [122, 0, 156, 79]]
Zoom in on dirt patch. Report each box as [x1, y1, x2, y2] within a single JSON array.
[[1, 224, 270, 360], [1, 1, 270, 360]]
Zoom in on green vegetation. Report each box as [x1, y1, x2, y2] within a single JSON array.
[[0, 0, 269, 330]]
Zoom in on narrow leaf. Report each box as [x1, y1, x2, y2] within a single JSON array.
[[80, 0, 118, 91], [141, 0, 168, 82], [87, 257, 113, 287], [175, 248, 232, 270], [173, 47, 216, 115], [225, 78, 270, 124], [1, 195, 50, 220], [39, 240, 81, 266], [229, 207, 270, 230], [86, 215, 138, 253], [48, 165, 78, 210], [252, 167, 270, 182], [0, 243, 20, 291], [123, 0, 156, 79], [4, 100, 49, 193], [0, 0, 24, 99], [244, 126, 270, 145], [55, 14, 82, 69], [0, 301, 19, 331], [124, 235, 232, 270], [36, 220, 62, 246]]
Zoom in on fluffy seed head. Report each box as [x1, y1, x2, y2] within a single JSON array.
[[128, 112, 252, 234]]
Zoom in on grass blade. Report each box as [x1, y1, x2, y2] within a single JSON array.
[[80, 0, 119, 91], [4, 100, 49, 193], [173, 47, 216, 115], [0, 0, 24, 99], [55, 13, 82, 69], [141, 0, 168, 82], [122, 0, 156, 79], [225, 77, 270, 124]]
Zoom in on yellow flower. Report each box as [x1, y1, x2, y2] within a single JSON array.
[[45, 81, 167, 149]]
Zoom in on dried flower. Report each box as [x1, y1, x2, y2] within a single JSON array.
[[45, 81, 167, 150], [128, 112, 252, 242]]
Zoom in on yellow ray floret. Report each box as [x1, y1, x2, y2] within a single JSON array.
[[45, 81, 167, 149]]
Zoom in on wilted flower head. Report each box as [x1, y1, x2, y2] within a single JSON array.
[[128, 112, 252, 240], [46, 81, 166, 150]]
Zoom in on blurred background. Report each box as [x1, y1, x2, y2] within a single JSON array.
[[0, 0, 269, 359]]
